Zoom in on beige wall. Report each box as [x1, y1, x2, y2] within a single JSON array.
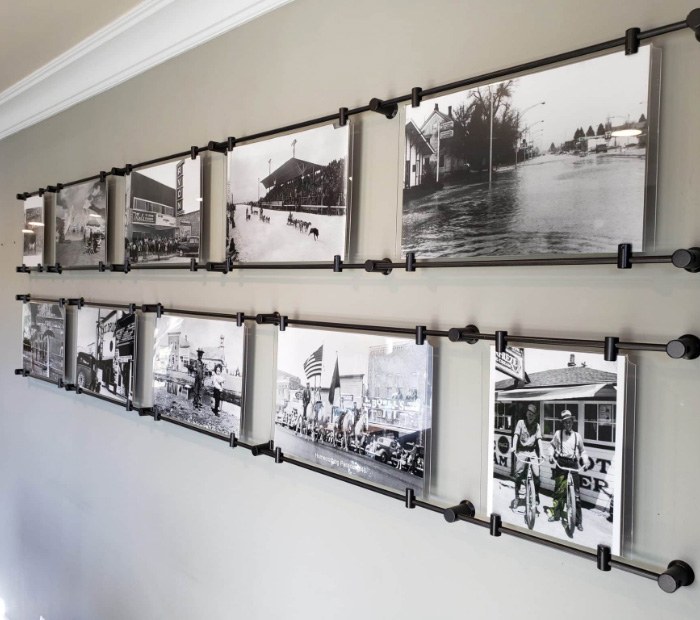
[[1, 1, 699, 618]]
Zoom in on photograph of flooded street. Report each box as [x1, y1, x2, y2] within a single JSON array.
[[402, 46, 655, 258]]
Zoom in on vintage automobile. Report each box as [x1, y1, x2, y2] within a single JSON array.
[[75, 351, 113, 393], [365, 435, 402, 466], [177, 236, 199, 257]]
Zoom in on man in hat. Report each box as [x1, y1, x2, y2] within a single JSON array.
[[192, 348, 206, 410], [549, 409, 588, 530], [510, 403, 543, 510]]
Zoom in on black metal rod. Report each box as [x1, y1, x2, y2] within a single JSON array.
[[81, 389, 127, 407], [161, 308, 255, 322], [160, 414, 231, 442], [26, 373, 58, 386], [17, 15, 690, 199], [82, 301, 134, 311], [130, 263, 195, 270], [61, 265, 103, 271]]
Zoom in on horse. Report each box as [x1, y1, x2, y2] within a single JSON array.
[[309, 227, 319, 241], [340, 409, 356, 451], [354, 411, 368, 452]]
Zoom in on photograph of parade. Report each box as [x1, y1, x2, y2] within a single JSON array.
[[402, 47, 654, 259], [76, 307, 136, 405], [487, 346, 627, 554], [274, 327, 433, 494], [152, 315, 245, 438], [125, 157, 202, 265], [22, 302, 65, 382], [226, 122, 350, 262], [22, 195, 44, 267], [55, 180, 107, 267]]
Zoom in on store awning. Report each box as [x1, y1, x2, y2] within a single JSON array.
[[496, 383, 615, 402]]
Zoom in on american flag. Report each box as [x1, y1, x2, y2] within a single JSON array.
[[303, 345, 323, 380]]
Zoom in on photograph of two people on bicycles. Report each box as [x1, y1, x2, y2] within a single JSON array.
[[488, 346, 628, 554]]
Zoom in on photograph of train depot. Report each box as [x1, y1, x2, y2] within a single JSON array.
[[152, 315, 245, 438], [226, 122, 350, 262], [487, 346, 627, 554], [125, 157, 202, 265], [55, 179, 107, 267], [22, 195, 44, 267], [75, 306, 136, 405], [402, 46, 653, 259], [22, 302, 65, 382], [274, 327, 433, 494]]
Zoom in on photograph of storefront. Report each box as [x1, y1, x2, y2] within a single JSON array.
[[55, 179, 107, 267], [76, 307, 136, 404], [488, 346, 626, 554], [402, 47, 654, 259], [227, 122, 350, 262], [22, 302, 65, 382], [125, 158, 202, 264], [22, 195, 44, 267], [274, 327, 433, 494], [152, 314, 245, 438]]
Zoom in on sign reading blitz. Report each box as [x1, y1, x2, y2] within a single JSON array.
[[495, 347, 525, 381], [176, 159, 184, 214]]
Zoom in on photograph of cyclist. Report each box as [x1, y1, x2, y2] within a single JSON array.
[[488, 345, 628, 555], [511, 403, 543, 510], [548, 410, 588, 530]]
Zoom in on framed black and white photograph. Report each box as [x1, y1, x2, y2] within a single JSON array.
[[75, 306, 136, 405], [125, 157, 202, 265], [22, 301, 65, 382], [55, 180, 107, 267], [487, 346, 628, 554], [226, 122, 351, 262], [402, 46, 658, 259], [152, 314, 246, 438], [22, 195, 44, 267], [274, 327, 433, 494]]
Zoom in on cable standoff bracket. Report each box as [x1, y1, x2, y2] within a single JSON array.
[[190, 146, 199, 159], [126, 303, 137, 314], [443, 500, 476, 523], [604, 336, 619, 362], [15, 294, 30, 303], [405, 252, 416, 272], [99, 170, 108, 182], [364, 258, 393, 275], [189, 258, 198, 272], [229, 432, 238, 448], [14, 368, 29, 377], [411, 87, 423, 107], [333, 255, 343, 272], [368, 97, 398, 119], [338, 107, 349, 127], [495, 330, 508, 353], [447, 324, 480, 344], [153, 408, 161, 421], [141, 303, 164, 318], [57, 378, 65, 389], [617, 243, 632, 269], [274, 447, 284, 463], [251, 440, 273, 456], [235, 312, 245, 327], [415, 326, 427, 345], [405, 488, 416, 509], [671, 247, 700, 272], [98, 261, 107, 273], [625, 27, 640, 55]]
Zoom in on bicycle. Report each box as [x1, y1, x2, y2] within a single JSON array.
[[551, 455, 585, 538], [513, 452, 545, 530]]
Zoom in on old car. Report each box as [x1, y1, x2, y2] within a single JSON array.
[[177, 236, 199, 257]]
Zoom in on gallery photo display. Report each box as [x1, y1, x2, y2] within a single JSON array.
[[487, 346, 628, 554], [274, 327, 433, 494], [55, 180, 108, 267], [152, 314, 246, 438], [75, 306, 136, 404], [402, 46, 655, 259], [226, 122, 351, 262], [22, 195, 44, 267], [22, 301, 65, 382], [125, 157, 202, 265]]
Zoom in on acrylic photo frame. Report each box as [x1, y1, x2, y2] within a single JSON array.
[[22, 195, 45, 267], [397, 45, 661, 262]]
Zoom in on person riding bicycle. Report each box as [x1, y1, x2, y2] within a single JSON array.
[[549, 409, 588, 531], [510, 403, 543, 510]]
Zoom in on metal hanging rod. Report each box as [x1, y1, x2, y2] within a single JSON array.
[[16, 246, 700, 275], [15, 10, 700, 198]]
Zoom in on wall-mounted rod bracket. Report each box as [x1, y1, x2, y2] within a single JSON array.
[[110, 260, 131, 273], [658, 560, 695, 593], [15, 294, 30, 303], [368, 97, 398, 119], [14, 368, 29, 377], [443, 500, 476, 523], [251, 440, 273, 456], [141, 303, 164, 318], [46, 263, 63, 274], [364, 258, 393, 275], [671, 247, 700, 272], [68, 297, 85, 308], [16, 265, 31, 273], [687, 8, 700, 42], [666, 334, 700, 360], [205, 259, 232, 274], [447, 324, 480, 344]]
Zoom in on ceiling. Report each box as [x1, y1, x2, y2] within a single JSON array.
[[0, 0, 142, 93], [0, 0, 293, 141]]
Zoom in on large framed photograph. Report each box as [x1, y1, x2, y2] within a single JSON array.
[[22, 301, 66, 382], [152, 314, 246, 438], [274, 327, 433, 494], [125, 157, 202, 265], [226, 122, 351, 262], [76, 306, 136, 405], [22, 195, 44, 267], [487, 346, 628, 554], [55, 180, 107, 267], [401, 46, 658, 259]]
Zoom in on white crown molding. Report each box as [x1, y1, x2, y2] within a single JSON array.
[[0, 0, 293, 141]]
